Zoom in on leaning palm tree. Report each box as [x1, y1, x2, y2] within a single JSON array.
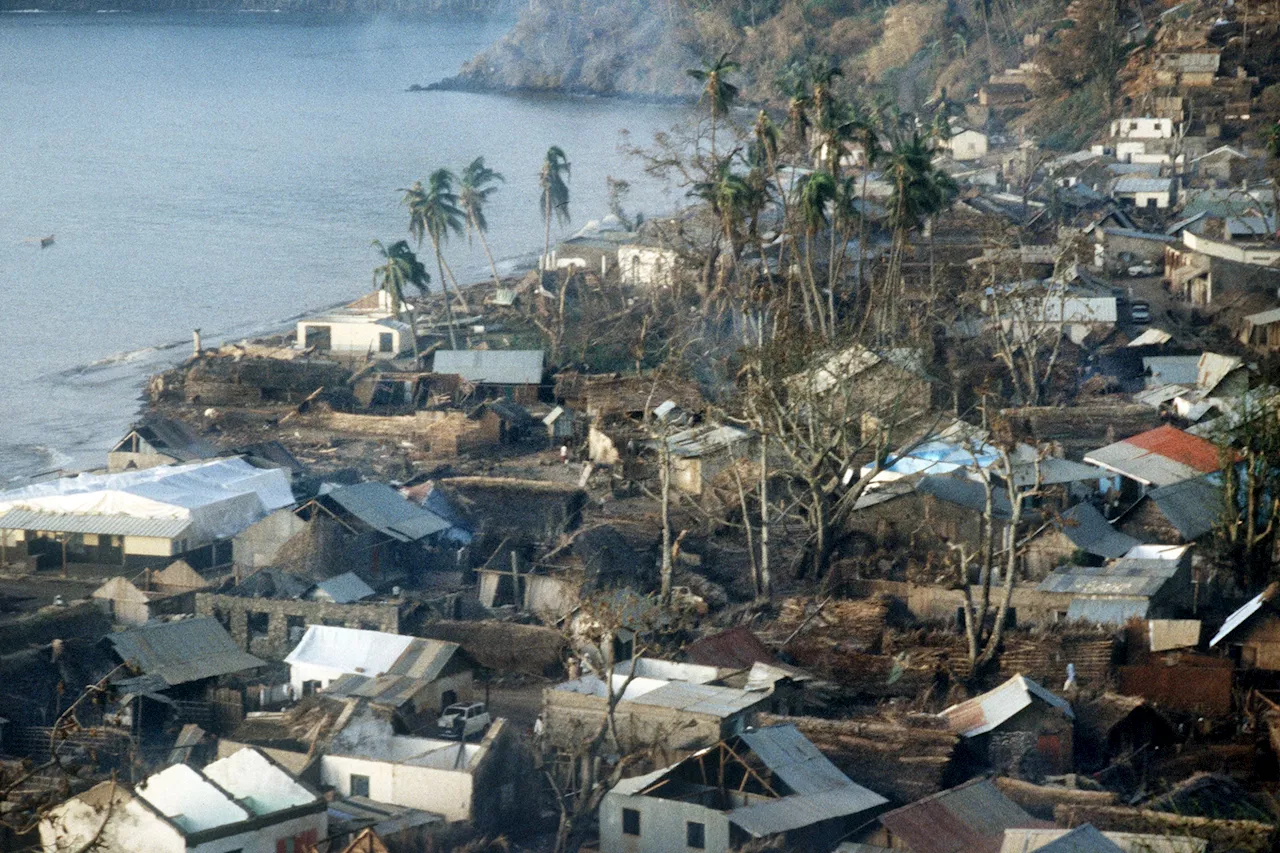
[[539, 146, 571, 276], [458, 157, 506, 288], [371, 239, 429, 363], [687, 52, 740, 156], [401, 171, 468, 348]]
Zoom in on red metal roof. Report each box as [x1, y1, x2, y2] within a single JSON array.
[[1124, 425, 1221, 474]]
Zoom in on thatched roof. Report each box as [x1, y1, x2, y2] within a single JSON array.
[[416, 620, 566, 677]]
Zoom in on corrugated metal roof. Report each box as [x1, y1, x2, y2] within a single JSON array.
[[732, 786, 887, 837], [0, 508, 192, 539], [1067, 597, 1150, 625], [1035, 824, 1126, 853], [879, 779, 1046, 853], [1147, 476, 1221, 540], [1245, 307, 1280, 326], [1037, 558, 1181, 598], [627, 681, 763, 717], [308, 572, 375, 604], [432, 349, 544, 385], [665, 425, 753, 458], [1210, 586, 1276, 646], [1113, 177, 1174, 194], [323, 672, 427, 708], [917, 475, 1014, 518], [940, 675, 1072, 738], [738, 725, 859, 795], [1059, 503, 1142, 558], [285, 625, 462, 683], [1084, 425, 1220, 487], [106, 617, 265, 687], [322, 482, 450, 541], [1143, 356, 1201, 387]]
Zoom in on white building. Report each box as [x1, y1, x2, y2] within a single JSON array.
[[618, 244, 684, 290], [39, 747, 326, 853], [297, 310, 412, 358], [599, 724, 887, 853], [284, 624, 473, 707], [1110, 117, 1175, 139], [319, 708, 533, 831], [1111, 176, 1177, 209], [0, 458, 294, 571], [947, 128, 990, 161]]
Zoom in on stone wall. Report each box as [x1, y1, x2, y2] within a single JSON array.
[[196, 592, 401, 660]]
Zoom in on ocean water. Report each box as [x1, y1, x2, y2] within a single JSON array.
[[0, 12, 689, 482]]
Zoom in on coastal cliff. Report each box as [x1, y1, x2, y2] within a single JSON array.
[[443, 0, 1013, 110]]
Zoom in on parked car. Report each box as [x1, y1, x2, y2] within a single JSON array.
[[1127, 262, 1158, 277], [1130, 301, 1151, 324], [437, 702, 491, 739]]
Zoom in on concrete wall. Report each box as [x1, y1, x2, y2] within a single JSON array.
[[191, 809, 327, 853], [618, 246, 682, 290], [41, 794, 186, 853], [600, 792, 732, 853], [297, 319, 408, 358], [321, 754, 475, 821], [196, 592, 401, 661]]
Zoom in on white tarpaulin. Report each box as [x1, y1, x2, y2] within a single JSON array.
[[0, 458, 294, 545]]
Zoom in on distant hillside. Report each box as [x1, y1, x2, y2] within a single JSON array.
[[0, 0, 505, 12], [444, 0, 1066, 113]]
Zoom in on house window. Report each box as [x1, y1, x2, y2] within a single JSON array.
[[687, 821, 706, 849], [350, 773, 370, 797], [622, 808, 640, 836], [286, 615, 306, 645], [379, 332, 394, 353], [246, 611, 270, 641]]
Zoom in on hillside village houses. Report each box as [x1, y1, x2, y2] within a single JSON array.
[[15, 0, 1280, 848]]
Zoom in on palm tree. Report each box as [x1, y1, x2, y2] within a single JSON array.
[[796, 170, 838, 336], [459, 156, 506, 288], [687, 52, 740, 156], [371, 239, 429, 363], [879, 132, 958, 337], [539, 146, 571, 276], [401, 170, 468, 349]]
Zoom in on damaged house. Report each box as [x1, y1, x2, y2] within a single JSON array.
[[430, 349, 544, 405], [861, 778, 1045, 853], [1037, 544, 1195, 625], [103, 616, 266, 733], [39, 746, 326, 853], [599, 724, 888, 853], [318, 705, 537, 834], [292, 482, 452, 582], [543, 659, 770, 755], [939, 674, 1075, 775], [91, 560, 210, 626], [196, 569, 408, 660], [284, 624, 474, 713], [108, 417, 217, 473]]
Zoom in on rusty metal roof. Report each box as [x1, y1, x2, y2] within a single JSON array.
[[940, 674, 1073, 738], [879, 778, 1047, 853], [684, 627, 778, 670]]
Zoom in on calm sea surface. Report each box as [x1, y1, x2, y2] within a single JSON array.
[[0, 12, 689, 481]]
